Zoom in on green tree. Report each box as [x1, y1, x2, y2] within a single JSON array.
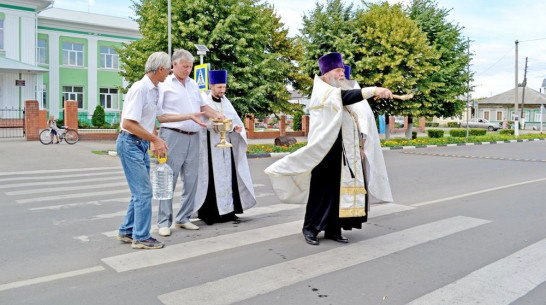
[[299, 0, 356, 95], [405, 0, 473, 118], [119, 0, 305, 117], [352, 2, 440, 118], [92, 105, 106, 128]]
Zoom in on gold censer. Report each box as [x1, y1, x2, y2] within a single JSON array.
[[212, 119, 233, 148]]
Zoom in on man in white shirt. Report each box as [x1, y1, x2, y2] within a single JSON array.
[[117, 51, 205, 250], [156, 49, 224, 236]]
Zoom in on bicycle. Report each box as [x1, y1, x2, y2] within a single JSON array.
[[39, 126, 80, 145]]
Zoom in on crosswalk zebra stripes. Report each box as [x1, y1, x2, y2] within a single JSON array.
[[1, 166, 545, 305]]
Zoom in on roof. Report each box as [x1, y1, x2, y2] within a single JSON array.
[[38, 8, 140, 40], [0, 57, 48, 73], [542, 79, 546, 88], [478, 87, 546, 105]]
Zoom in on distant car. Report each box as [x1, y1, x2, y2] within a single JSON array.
[[460, 118, 501, 131]]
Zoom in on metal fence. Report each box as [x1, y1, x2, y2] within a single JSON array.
[[77, 112, 121, 128], [0, 106, 24, 138]]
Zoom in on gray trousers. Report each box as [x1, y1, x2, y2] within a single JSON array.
[[157, 128, 200, 228]]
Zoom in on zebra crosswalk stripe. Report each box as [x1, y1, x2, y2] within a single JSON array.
[[407, 237, 546, 305], [158, 216, 490, 305]]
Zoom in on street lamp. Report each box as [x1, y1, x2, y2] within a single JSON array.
[[194, 44, 209, 65]]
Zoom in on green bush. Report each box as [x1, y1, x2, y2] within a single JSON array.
[[425, 122, 439, 127], [78, 121, 91, 129], [92, 105, 106, 128], [447, 122, 459, 128], [427, 129, 444, 138], [292, 111, 303, 131], [469, 128, 486, 136], [412, 131, 417, 139], [450, 128, 467, 137], [499, 129, 514, 135]]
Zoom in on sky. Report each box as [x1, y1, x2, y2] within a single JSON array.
[[52, 0, 546, 99]]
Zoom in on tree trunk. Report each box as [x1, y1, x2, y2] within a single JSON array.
[[405, 116, 413, 139], [385, 114, 391, 140]]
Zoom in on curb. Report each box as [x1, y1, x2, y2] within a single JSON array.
[[246, 138, 545, 158], [380, 138, 545, 151]]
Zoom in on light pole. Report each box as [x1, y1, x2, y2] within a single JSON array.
[[514, 40, 519, 137]]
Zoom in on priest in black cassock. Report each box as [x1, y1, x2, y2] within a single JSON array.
[[265, 52, 394, 245], [194, 70, 256, 225]]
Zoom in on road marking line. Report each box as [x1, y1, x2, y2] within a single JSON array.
[[158, 216, 490, 305], [0, 170, 123, 183], [0, 166, 121, 176], [0, 176, 123, 189], [29, 197, 129, 211], [101, 203, 423, 272], [102, 221, 303, 272], [0, 266, 105, 292], [16, 189, 129, 204], [407, 238, 546, 305], [6, 182, 127, 196], [411, 177, 546, 207]]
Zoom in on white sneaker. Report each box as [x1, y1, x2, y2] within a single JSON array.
[[158, 227, 171, 236], [174, 222, 199, 230]]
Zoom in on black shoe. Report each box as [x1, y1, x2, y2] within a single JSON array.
[[232, 215, 241, 224], [303, 234, 319, 245], [132, 237, 164, 249], [117, 233, 133, 244], [325, 234, 349, 243]]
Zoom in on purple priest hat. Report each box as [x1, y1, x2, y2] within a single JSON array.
[[209, 70, 228, 84], [344, 65, 351, 79], [318, 52, 344, 75]]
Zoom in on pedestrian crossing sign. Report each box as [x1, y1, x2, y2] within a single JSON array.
[[194, 64, 209, 92]]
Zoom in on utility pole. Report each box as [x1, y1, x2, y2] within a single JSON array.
[[514, 40, 519, 137], [466, 37, 470, 138], [520, 57, 528, 129], [168, 0, 172, 60]]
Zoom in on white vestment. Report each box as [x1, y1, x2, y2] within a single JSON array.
[[264, 76, 392, 213], [194, 93, 256, 215]]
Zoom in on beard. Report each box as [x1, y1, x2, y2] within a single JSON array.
[[327, 77, 354, 90]]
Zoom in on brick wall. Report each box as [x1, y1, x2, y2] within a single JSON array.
[[24, 100, 39, 141], [64, 100, 78, 130]]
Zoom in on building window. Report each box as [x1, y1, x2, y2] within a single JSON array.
[[496, 111, 503, 121], [0, 19, 4, 50], [42, 84, 47, 109], [483, 111, 489, 120], [99, 88, 119, 110], [37, 39, 47, 64], [62, 86, 84, 108], [62, 42, 84, 66], [100, 46, 119, 69]]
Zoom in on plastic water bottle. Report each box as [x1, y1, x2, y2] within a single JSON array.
[[152, 154, 173, 200]]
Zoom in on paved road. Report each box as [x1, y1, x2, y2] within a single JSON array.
[[1, 138, 546, 304]]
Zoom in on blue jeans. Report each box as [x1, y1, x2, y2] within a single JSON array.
[[117, 132, 152, 241]]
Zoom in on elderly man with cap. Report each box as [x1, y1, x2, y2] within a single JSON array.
[[265, 52, 394, 245], [194, 70, 256, 225], [156, 49, 224, 237]]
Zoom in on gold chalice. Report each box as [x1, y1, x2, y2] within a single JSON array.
[[212, 119, 233, 148]]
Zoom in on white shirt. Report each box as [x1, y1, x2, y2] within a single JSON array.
[[158, 74, 206, 132], [120, 75, 159, 134]]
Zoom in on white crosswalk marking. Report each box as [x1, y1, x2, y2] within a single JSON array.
[[0, 166, 121, 176], [16, 189, 129, 204], [157, 216, 490, 305], [0, 176, 123, 189], [6, 182, 127, 195], [102, 221, 303, 272], [0, 170, 122, 183], [407, 237, 546, 305]]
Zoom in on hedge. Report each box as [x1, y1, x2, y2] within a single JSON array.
[[447, 122, 459, 128], [499, 129, 515, 135], [450, 128, 487, 137], [427, 129, 444, 138], [425, 122, 440, 127]]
